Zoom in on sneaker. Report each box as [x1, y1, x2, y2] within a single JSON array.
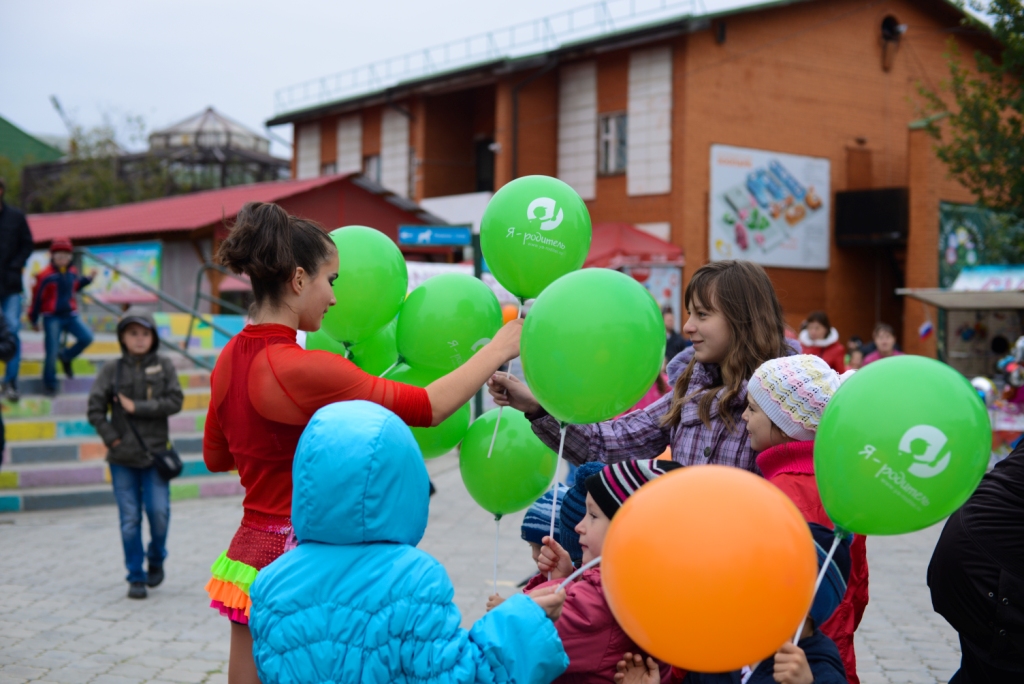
[[127, 582, 147, 599], [1, 382, 18, 403], [60, 357, 74, 379], [146, 565, 164, 588]]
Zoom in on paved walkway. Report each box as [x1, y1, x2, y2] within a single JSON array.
[[1, 454, 962, 683]]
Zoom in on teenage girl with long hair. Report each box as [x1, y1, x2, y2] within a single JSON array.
[[204, 203, 524, 684], [489, 260, 793, 472]]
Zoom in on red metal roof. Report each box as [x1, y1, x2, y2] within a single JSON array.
[[27, 175, 348, 243], [585, 222, 684, 269]]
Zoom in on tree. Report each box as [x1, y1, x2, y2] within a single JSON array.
[[919, 0, 1023, 220], [23, 112, 175, 213]]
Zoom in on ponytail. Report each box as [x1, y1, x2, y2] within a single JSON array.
[[216, 202, 335, 308]]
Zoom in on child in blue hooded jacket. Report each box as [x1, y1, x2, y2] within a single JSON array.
[[248, 400, 569, 684]]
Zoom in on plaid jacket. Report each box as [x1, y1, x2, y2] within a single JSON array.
[[528, 347, 794, 473]]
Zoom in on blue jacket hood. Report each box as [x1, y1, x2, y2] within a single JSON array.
[[291, 401, 429, 547]]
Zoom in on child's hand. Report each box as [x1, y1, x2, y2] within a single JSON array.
[[486, 594, 505, 611], [528, 585, 566, 621], [773, 642, 812, 684], [614, 652, 660, 684], [118, 393, 136, 414], [537, 536, 574, 579]]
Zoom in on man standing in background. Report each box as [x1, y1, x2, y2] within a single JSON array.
[[663, 305, 689, 364], [0, 178, 35, 402]]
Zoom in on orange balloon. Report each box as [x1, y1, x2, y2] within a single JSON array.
[[602, 466, 817, 673], [502, 304, 520, 325]]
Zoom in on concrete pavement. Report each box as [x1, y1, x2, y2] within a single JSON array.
[[0, 453, 962, 683]]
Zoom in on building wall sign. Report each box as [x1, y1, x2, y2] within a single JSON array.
[[709, 144, 831, 270]]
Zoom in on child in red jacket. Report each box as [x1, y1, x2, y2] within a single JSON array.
[[742, 354, 869, 684], [524, 459, 679, 684]]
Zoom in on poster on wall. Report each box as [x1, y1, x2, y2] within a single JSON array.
[[709, 145, 831, 269], [623, 266, 681, 330], [938, 202, 1024, 288], [81, 242, 162, 303]]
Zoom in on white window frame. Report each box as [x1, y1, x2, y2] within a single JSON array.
[[598, 112, 627, 176]]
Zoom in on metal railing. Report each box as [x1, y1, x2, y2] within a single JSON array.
[[273, 0, 701, 114], [75, 247, 242, 371], [184, 262, 249, 352]]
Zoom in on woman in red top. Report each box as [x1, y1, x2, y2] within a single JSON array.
[[798, 310, 846, 374], [203, 202, 523, 684]]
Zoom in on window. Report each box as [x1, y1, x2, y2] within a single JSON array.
[[363, 155, 381, 184], [599, 113, 627, 175]]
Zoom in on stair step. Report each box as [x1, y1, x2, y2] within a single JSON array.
[[0, 473, 243, 512], [0, 454, 218, 489], [0, 383, 210, 419], [1, 408, 208, 443], [4, 434, 204, 465]]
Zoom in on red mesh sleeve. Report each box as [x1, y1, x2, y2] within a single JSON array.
[[256, 346, 433, 427]]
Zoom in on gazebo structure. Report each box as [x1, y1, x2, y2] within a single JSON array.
[[145, 107, 288, 187]]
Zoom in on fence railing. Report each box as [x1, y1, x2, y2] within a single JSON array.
[[273, 0, 701, 114], [75, 247, 244, 371]]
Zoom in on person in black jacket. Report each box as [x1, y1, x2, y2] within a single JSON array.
[[663, 305, 690, 364], [929, 441, 1024, 683], [0, 179, 35, 402]]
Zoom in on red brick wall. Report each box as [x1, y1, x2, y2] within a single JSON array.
[[320, 116, 338, 168]]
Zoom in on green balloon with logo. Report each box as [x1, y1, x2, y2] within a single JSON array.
[[396, 274, 502, 372], [480, 175, 592, 300], [814, 355, 991, 536], [321, 226, 408, 346], [382, 364, 470, 458]]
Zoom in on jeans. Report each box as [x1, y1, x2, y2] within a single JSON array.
[[109, 464, 170, 583], [42, 313, 94, 390], [2, 293, 21, 384]]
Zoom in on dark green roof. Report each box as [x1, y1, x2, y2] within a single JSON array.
[[0, 115, 63, 166]]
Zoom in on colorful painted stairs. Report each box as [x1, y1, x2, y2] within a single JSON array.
[[0, 332, 241, 512]]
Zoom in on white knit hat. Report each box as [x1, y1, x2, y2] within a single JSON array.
[[748, 355, 850, 441]]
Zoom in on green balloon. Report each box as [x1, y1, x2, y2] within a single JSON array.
[[480, 175, 592, 300], [815, 356, 991, 536], [460, 408, 558, 516], [396, 273, 502, 371], [383, 364, 469, 458], [321, 226, 407, 346], [305, 329, 348, 356], [350, 320, 398, 376], [521, 269, 664, 424]]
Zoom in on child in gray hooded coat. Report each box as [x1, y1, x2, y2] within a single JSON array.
[[87, 312, 183, 599]]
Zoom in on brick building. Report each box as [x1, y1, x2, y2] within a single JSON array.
[[267, 0, 1000, 357]]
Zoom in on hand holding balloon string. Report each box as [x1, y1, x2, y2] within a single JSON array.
[[536, 535, 574, 580], [485, 300, 525, 459], [423, 319, 523, 426]]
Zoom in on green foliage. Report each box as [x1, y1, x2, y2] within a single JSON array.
[[0, 155, 23, 207], [28, 113, 174, 213], [919, 0, 1024, 220]]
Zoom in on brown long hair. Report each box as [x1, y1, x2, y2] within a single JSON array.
[[662, 261, 789, 431], [216, 202, 335, 311]]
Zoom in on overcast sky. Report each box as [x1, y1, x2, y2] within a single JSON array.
[[4, 0, 760, 157]]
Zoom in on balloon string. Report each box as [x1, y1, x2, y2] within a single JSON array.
[[379, 356, 402, 379], [493, 516, 501, 595], [548, 423, 567, 580], [485, 300, 524, 459], [793, 532, 842, 644], [557, 556, 601, 592]]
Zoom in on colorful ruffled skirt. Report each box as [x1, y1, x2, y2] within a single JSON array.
[[205, 510, 297, 625]]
